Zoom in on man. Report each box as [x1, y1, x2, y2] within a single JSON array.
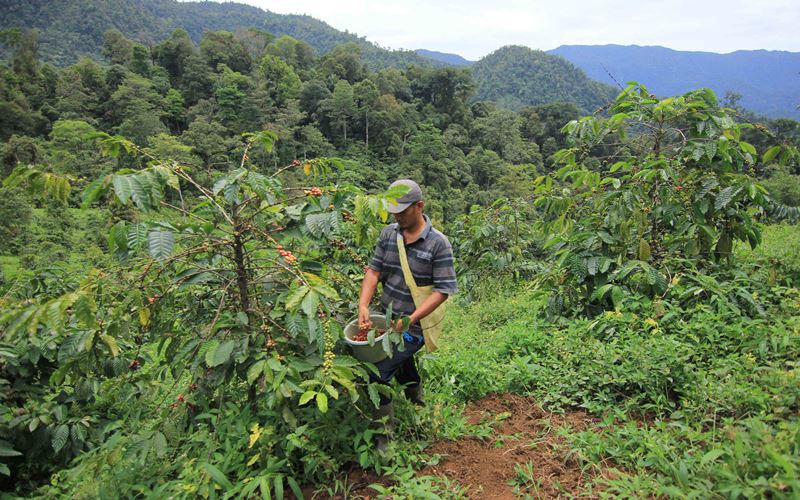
[[358, 179, 457, 451]]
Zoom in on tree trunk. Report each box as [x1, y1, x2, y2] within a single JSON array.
[[232, 219, 251, 316]]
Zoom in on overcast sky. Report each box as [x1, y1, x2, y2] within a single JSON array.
[[225, 0, 799, 60]]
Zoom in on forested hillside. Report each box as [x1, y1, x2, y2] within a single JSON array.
[[0, 0, 439, 70], [0, 0, 623, 114], [3, 5, 800, 498], [471, 45, 617, 112], [550, 44, 800, 119]]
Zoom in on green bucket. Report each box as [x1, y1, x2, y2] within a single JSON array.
[[344, 313, 390, 363]]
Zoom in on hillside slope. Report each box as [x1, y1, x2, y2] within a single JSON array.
[[472, 45, 617, 112], [0, 0, 438, 69], [549, 44, 800, 119]]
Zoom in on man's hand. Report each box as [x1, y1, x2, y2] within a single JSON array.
[[392, 316, 412, 333], [392, 318, 404, 332], [358, 306, 373, 331], [358, 268, 380, 331]]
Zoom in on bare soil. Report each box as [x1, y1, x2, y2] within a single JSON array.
[[420, 393, 601, 499], [313, 393, 610, 499]]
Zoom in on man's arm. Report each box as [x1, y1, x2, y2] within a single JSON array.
[[358, 267, 380, 329], [397, 291, 448, 331]]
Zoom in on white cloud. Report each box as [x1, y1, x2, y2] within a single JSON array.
[[220, 0, 800, 59]]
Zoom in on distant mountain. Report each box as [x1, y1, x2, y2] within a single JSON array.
[[0, 0, 438, 70], [472, 45, 617, 112], [549, 44, 800, 120], [415, 49, 473, 66]]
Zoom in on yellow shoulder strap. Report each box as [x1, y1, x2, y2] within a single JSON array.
[[396, 233, 418, 293]]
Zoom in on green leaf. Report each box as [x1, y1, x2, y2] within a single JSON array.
[[299, 390, 316, 405], [202, 462, 233, 490], [73, 293, 97, 328], [700, 448, 725, 465], [316, 392, 329, 413], [127, 223, 149, 252], [714, 186, 736, 210], [207, 340, 235, 367], [274, 476, 284, 500], [367, 384, 381, 408], [285, 286, 309, 311], [637, 239, 651, 261], [81, 177, 108, 208], [112, 174, 135, 205], [762, 145, 781, 164], [148, 231, 174, 261], [101, 335, 120, 357], [598, 231, 615, 244], [0, 443, 22, 458], [153, 431, 167, 458], [611, 286, 625, 310], [286, 477, 304, 500], [305, 212, 338, 237], [52, 424, 69, 453], [324, 384, 339, 400], [300, 290, 320, 318], [247, 360, 266, 384]]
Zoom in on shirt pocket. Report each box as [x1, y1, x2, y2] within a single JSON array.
[[409, 248, 434, 282]]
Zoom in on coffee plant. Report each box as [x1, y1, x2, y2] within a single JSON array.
[[0, 130, 412, 493], [532, 83, 789, 316]]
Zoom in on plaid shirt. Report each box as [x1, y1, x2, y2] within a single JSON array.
[[367, 215, 458, 335]]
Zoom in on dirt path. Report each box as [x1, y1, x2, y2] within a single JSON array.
[[420, 393, 601, 498], [324, 393, 608, 499]]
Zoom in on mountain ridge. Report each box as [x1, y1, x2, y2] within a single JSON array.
[[0, 0, 439, 70], [548, 44, 800, 119]]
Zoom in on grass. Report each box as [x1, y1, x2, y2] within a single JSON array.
[[420, 223, 800, 497]]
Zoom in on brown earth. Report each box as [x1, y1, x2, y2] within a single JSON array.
[[420, 393, 602, 499], [311, 393, 611, 499]]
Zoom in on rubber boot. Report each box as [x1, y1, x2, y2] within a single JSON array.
[[404, 383, 425, 406], [371, 402, 394, 454]]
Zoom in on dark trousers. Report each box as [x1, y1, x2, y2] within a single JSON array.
[[371, 334, 424, 405]]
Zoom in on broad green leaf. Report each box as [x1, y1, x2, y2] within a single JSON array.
[[611, 286, 624, 310], [0, 443, 22, 458], [207, 340, 235, 367], [367, 384, 381, 408], [299, 391, 316, 405], [203, 340, 220, 367], [637, 239, 651, 261], [700, 448, 725, 465], [73, 293, 97, 328], [202, 462, 233, 490], [112, 175, 135, 205], [762, 145, 781, 164], [247, 360, 266, 384], [81, 177, 108, 208], [285, 286, 309, 311], [300, 290, 320, 318], [274, 476, 284, 500], [101, 335, 120, 357], [324, 384, 339, 400], [286, 477, 304, 500], [52, 424, 69, 453], [148, 231, 174, 261], [316, 392, 329, 413], [139, 307, 151, 327], [153, 431, 167, 458]]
